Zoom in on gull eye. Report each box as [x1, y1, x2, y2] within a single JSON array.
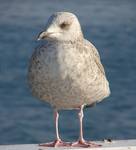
[[59, 22, 70, 29]]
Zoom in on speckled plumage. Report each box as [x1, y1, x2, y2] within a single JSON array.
[[28, 12, 110, 110]]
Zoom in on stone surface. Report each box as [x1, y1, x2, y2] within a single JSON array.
[[0, 140, 136, 150]]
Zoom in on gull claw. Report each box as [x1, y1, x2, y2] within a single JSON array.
[[71, 140, 101, 147], [39, 139, 71, 147]]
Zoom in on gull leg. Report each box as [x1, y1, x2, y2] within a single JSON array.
[[39, 109, 71, 147], [71, 105, 90, 147], [71, 104, 101, 147]]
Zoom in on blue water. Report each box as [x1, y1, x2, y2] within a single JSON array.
[[0, 0, 136, 144]]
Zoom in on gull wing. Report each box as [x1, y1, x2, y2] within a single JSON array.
[[84, 39, 105, 75]]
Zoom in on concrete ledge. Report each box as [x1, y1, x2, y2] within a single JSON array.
[[0, 140, 136, 150]]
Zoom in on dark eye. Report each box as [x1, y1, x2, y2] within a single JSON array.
[[59, 22, 70, 29]]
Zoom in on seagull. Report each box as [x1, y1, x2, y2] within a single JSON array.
[[28, 12, 110, 147]]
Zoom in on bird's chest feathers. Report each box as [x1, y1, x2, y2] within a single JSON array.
[[48, 44, 78, 79]]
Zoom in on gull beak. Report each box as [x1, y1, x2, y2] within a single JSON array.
[[37, 31, 52, 41], [37, 25, 56, 41]]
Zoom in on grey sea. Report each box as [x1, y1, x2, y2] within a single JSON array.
[[0, 0, 136, 144]]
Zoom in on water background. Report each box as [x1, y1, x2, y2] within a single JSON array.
[[0, 0, 136, 144]]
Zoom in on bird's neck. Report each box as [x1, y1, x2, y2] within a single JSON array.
[[47, 34, 84, 45]]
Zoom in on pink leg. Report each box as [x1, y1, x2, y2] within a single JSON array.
[[71, 105, 101, 147], [39, 110, 71, 147], [78, 105, 85, 143]]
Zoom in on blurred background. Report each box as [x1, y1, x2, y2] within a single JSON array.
[[0, 0, 136, 145]]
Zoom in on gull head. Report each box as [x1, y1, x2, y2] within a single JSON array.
[[38, 12, 83, 42]]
